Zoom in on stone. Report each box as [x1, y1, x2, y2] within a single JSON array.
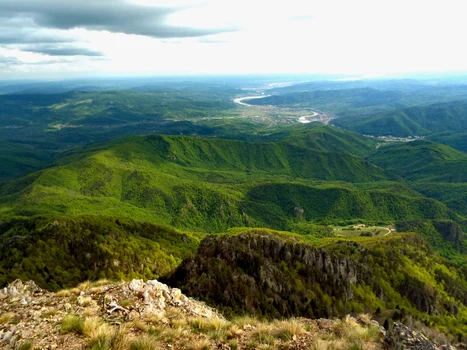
[[129, 279, 144, 292]]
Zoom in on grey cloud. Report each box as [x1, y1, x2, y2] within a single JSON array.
[[0, 56, 21, 65], [21, 46, 104, 57], [0, 0, 235, 38], [0, 27, 71, 44]]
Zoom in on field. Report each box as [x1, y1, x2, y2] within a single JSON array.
[[332, 224, 394, 237]]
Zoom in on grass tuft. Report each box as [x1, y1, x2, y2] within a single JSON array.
[[186, 338, 211, 350], [60, 314, 85, 334], [129, 334, 161, 350], [0, 312, 15, 324], [272, 319, 306, 340], [251, 324, 276, 345]]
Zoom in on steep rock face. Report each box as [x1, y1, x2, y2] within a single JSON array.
[[166, 232, 363, 318], [166, 231, 467, 326], [432, 220, 465, 250]]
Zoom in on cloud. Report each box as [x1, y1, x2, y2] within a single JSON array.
[[0, 0, 234, 39], [0, 27, 71, 45], [20, 46, 104, 57], [0, 54, 63, 66], [0, 56, 21, 65]]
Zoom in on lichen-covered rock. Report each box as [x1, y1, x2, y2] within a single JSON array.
[[386, 322, 457, 350], [0, 279, 221, 350]]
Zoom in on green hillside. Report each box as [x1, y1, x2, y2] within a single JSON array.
[[167, 230, 467, 337], [429, 132, 467, 153], [0, 129, 455, 232], [276, 125, 377, 157], [0, 215, 201, 290], [368, 140, 467, 182], [335, 100, 467, 136], [368, 140, 467, 217]]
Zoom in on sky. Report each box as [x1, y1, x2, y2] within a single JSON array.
[[1, 0, 467, 79]]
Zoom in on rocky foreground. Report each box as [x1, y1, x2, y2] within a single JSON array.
[[0, 279, 459, 349]]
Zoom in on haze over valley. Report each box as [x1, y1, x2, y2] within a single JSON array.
[[2, 1, 467, 349]]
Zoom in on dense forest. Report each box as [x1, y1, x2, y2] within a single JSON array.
[[2, 76, 467, 341]]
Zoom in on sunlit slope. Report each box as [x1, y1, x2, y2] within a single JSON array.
[[0, 132, 454, 231], [369, 140, 467, 216], [369, 140, 467, 182], [335, 100, 467, 136]]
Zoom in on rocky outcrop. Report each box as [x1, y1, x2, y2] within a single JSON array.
[[386, 322, 458, 350], [432, 220, 465, 251], [124, 279, 220, 318], [166, 231, 364, 318], [0, 279, 459, 349], [0, 279, 221, 350]]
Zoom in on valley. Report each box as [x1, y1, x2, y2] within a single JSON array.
[[4, 2, 467, 348], [2, 76, 467, 345], [234, 93, 331, 125]]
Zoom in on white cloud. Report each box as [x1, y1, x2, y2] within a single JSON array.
[[2, 0, 467, 78]]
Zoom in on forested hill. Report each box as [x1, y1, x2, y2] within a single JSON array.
[[367, 140, 467, 218], [334, 99, 467, 137], [0, 126, 458, 232], [167, 229, 467, 338]]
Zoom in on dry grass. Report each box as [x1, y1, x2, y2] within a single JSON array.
[[357, 313, 372, 326], [188, 316, 229, 333], [60, 314, 85, 334], [0, 312, 15, 324], [333, 315, 360, 338], [77, 295, 94, 307], [231, 315, 260, 328], [225, 324, 243, 340], [89, 286, 107, 294], [77, 280, 93, 291], [171, 317, 189, 330], [186, 338, 212, 350], [70, 288, 81, 296], [256, 345, 276, 350], [56, 289, 71, 297], [271, 319, 306, 340], [130, 319, 150, 333], [82, 306, 100, 317], [128, 334, 161, 350], [251, 324, 276, 345], [82, 318, 133, 350], [143, 313, 164, 324], [55, 299, 383, 350]]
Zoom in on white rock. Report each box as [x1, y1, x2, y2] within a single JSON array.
[[129, 279, 144, 292]]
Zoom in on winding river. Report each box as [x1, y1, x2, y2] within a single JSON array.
[[234, 95, 327, 124]]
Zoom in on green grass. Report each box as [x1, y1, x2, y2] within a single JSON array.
[[61, 314, 85, 333], [333, 224, 393, 237]]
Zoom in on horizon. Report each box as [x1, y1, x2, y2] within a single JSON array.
[[2, 70, 467, 84]]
